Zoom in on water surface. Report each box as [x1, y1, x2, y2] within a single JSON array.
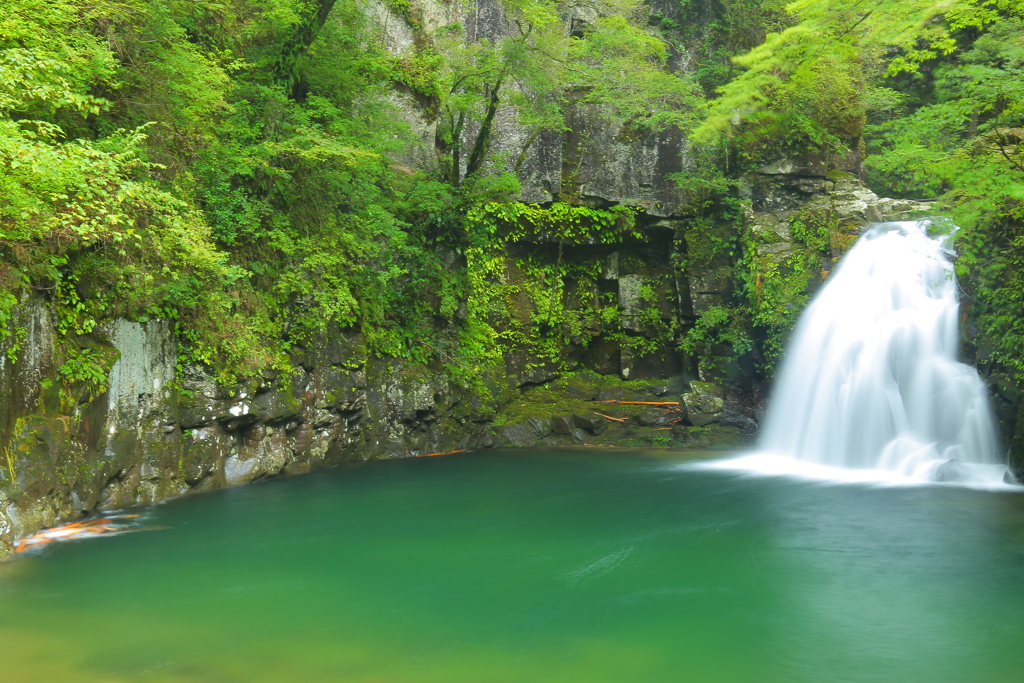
[[2, 448, 1023, 682]]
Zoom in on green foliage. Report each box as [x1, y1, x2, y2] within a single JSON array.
[[463, 202, 675, 379], [671, 143, 740, 217], [56, 346, 117, 409], [464, 244, 609, 372], [0, 0, 267, 378], [568, 13, 706, 133], [862, 7, 1024, 385], [682, 215, 741, 268], [680, 304, 753, 360], [428, 0, 704, 187], [0, 0, 715, 401], [672, 0, 793, 94], [867, 16, 1024, 195], [682, 0, 1024, 388], [0, 265, 24, 361], [692, 1, 997, 162], [744, 210, 842, 372], [0, 0, 459, 384], [680, 208, 843, 377], [468, 202, 639, 245]]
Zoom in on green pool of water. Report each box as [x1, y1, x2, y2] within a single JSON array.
[[3, 448, 1024, 682]]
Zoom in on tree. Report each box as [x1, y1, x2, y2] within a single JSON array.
[[692, 0, 989, 161], [429, 0, 703, 187]]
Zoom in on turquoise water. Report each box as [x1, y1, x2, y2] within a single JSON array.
[[2, 448, 1024, 682]]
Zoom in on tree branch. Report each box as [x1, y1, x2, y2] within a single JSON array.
[[464, 73, 506, 180]]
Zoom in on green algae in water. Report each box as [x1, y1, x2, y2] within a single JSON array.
[[2, 449, 1024, 682]]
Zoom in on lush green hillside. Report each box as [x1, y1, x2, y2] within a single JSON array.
[[1, 0, 1022, 400], [697, 0, 1024, 388], [0, 0, 703, 394]]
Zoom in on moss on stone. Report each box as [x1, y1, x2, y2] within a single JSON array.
[[485, 370, 754, 450], [494, 370, 683, 427]]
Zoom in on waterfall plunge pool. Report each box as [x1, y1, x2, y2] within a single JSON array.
[[3, 448, 1024, 682]]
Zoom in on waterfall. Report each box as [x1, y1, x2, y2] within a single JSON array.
[[754, 220, 1008, 485]]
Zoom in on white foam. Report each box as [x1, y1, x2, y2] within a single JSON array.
[[754, 220, 1009, 486], [684, 452, 1016, 490]]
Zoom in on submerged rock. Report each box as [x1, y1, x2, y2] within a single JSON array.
[[718, 409, 759, 433], [932, 458, 1015, 486], [636, 409, 673, 427], [932, 458, 970, 483]]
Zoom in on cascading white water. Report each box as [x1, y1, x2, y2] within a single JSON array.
[[756, 219, 1008, 485]]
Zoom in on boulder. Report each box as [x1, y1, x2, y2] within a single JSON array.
[[497, 423, 542, 448], [718, 409, 758, 432], [552, 416, 574, 434], [571, 413, 605, 433], [682, 382, 725, 427], [636, 409, 673, 427]]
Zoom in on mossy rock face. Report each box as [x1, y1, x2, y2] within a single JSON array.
[[485, 371, 753, 450], [497, 422, 548, 447], [0, 223, 749, 555], [686, 424, 751, 450], [1010, 404, 1024, 480], [987, 374, 1024, 478], [585, 423, 748, 450]]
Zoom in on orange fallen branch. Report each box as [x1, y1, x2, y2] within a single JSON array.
[[417, 449, 466, 458], [593, 412, 627, 423], [13, 515, 165, 553]]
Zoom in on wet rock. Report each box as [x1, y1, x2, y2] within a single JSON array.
[[620, 344, 684, 382], [933, 458, 970, 483], [526, 417, 552, 438], [306, 408, 337, 429], [689, 264, 734, 317], [597, 387, 626, 401], [292, 423, 313, 455], [552, 416, 574, 434], [497, 423, 541, 447], [636, 409, 673, 427], [718, 409, 758, 432], [757, 157, 830, 177], [99, 467, 139, 509], [1, 293, 57, 420], [581, 338, 621, 376], [649, 383, 677, 398], [252, 388, 303, 424], [682, 382, 725, 427], [618, 274, 645, 333]]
